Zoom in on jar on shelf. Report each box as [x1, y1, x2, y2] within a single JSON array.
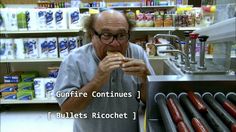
[[154, 14, 163, 27]]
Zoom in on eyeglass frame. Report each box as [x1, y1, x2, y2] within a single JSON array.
[[93, 29, 130, 45]]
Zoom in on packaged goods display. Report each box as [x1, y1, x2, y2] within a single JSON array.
[[0, 36, 81, 60], [0, 71, 57, 100], [0, 8, 90, 31]]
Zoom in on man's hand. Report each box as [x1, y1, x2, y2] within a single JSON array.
[[94, 54, 123, 85], [121, 58, 150, 82]]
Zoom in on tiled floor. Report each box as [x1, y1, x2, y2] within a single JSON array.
[[0, 104, 144, 132]]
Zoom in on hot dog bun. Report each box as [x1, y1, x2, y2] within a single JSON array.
[[107, 51, 125, 58]]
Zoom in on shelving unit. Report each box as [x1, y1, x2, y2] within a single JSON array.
[[0, 58, 63, 63], [0, 27, 200, 34], [0, 29, 83, 35], [176, 27, 201, 31], [132, 27, 176, 31]]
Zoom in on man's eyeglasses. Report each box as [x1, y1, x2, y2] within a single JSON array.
[[93, 30, 130, 45]]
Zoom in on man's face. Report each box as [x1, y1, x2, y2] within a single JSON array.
[[92, 11, 129, 59]]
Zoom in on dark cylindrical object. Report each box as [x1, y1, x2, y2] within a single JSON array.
[[167, 98, 183, 124], [203, 93, 236, 128], [179, 94, 213, 132], [168, 94, 194, 132], [215, 93, 236, 118], [198, 35, 209, 70], [189, 33, 199, 64], [177, 121, 190, 132], [226, 92, 236, 105], [192, 117, 208, 132], [183, 31, 191, 63], [155, 93, 177, 132], [195, 93, 230, 132], [187, 92, 207, 113]]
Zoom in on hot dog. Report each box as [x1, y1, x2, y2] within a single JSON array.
[[187, 92, 207, 113], [155, 93, 177, 132], [223, 102, 236, 119], [177, 121, 190, 132], [179, 94, 213, 132], [168, 94, 194, 132], [203, 93, 236, 129], [192, 117, 208, 132], [167, 98, 183, 124], [215, 93, 236, 118]]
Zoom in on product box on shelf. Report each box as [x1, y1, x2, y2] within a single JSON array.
[[4, 71, 23, 83], [58, 37, 69, 58], [0, 83, 17, 92], [48, 67, 59, 78], [17, 9, 27, 31], [14, 38, 26, 59], [68, 37, 79, 52], [55, 8, 68, 30], [38, 38, 48, 59], [46, 9, 57, 30], [47, 37, 58, 58], [34, 77, 56, 99], [21, 71, 39, 82], [2, 91, 17, 100], [68, 8, 80, 29], [17, 90, 35, 100], [26, 9, 38, 31], [17, 82, 34, 91]]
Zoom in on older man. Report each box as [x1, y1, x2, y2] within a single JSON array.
[[54, 10, 155, 132]]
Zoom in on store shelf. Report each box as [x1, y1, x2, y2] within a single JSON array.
[[0, 29, 83, 35], [132, 27, 176, 31], [0, 58, 63, 63], [0, 57, 170, 63], [80, 5, 176, 9], [0, 99, 57, 104], [194, 17, 236, 43], [176, 27, 200, 31], [0, 27, 200, 34], [132, 27, 200, 31]]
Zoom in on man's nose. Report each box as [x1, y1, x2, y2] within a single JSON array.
[[109, 38, 120, 47]]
